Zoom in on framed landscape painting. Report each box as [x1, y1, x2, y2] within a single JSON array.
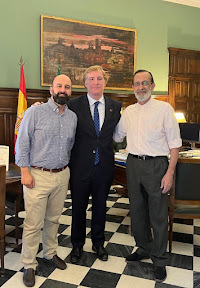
[[41, 15, 137, 90]]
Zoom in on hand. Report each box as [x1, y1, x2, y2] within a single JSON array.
[[31, 102, 43, 106], [21, 169, 35, 189], [160, 172, 173, 194]]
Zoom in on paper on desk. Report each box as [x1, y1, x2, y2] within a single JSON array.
[[179, 149, 200, 158], [115, 150, 128, 162], [0, 145, 9, 171]]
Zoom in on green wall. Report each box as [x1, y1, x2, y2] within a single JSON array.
[[0, 0, 199, 93]]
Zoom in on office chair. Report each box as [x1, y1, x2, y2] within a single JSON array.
[[168, 158, 200, 253]]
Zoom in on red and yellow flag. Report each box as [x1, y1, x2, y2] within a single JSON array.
[[14, 65, 27, 153]]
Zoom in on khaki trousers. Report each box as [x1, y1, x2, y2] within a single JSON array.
[[22, 167, 70, 270]]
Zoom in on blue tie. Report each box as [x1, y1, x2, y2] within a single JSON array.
[[94, 101, 100, 165]]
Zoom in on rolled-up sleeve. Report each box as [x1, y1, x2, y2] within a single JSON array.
[[113, 113, 127, 143], [15, 108, 35, 167], [164, 106, 182, 149]]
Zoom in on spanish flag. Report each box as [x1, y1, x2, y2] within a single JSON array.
[[14, 65, 27, 153]]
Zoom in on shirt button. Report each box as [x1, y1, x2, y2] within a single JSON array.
[[93, 150, 96, 154], [61, 147, 62, 149]]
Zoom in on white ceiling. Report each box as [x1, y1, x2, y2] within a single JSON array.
[[163, 0, 200, 8]]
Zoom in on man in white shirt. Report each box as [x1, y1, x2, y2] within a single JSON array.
[[114, 69, 182, 282]]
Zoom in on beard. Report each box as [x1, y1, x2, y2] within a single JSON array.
[[135, 89, 151, 103], [53, 92, 70, 105]]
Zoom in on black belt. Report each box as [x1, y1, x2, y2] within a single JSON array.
[[31, 165, 68, 173], [129, 154, 167, 160]]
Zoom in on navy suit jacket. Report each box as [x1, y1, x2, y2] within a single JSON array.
[[68, 94, 121, 180]]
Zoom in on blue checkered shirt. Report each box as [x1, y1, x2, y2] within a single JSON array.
[[15, 98, 77, 169]]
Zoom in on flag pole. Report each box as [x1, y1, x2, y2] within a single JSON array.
[[19, 56, 25, 66], [14, 57, 27, 153]]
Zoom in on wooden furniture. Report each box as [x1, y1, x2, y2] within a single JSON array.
[[168, 47, 200, 122], [0, 88, 50, 164], [0, 165, 6, 276], [113, 164, 127, 195], [0, 164, 21, 276], [168, 157, 200, 253], [6, 165, 23, 245]]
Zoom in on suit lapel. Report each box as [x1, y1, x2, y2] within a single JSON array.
[[100, 96, 114, 133], [80, 95, 96, 135]]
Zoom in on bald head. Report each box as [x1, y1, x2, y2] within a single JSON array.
[[50, 74, 72, 106], [52, 74, 72, 89]]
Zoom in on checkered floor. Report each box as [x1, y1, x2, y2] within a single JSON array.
[[1, 188, 200, 288]]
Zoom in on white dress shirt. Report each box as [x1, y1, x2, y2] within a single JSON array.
[[87, 94, 105, 130], [114, 98, 182, 156]]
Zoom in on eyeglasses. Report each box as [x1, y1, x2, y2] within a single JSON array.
[[133, 80, 150, 87]]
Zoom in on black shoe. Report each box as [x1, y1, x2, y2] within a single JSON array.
[[70, 247, 83, 264], [43, 255, 67, 270], [92, 245, 108, 261], [126, 251, 150, 263], [154, 266, 167, 282], [23, 268, 35, 287]]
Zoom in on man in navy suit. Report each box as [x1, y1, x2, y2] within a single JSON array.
[[68, 65, 121, 263]]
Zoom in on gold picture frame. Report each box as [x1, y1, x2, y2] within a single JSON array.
[[41, 15, 137, 90]]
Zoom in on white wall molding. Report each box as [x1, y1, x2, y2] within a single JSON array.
[[163, 0, 200, 8]]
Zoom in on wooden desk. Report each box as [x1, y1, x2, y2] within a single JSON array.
[[0, 164, 21, 276]]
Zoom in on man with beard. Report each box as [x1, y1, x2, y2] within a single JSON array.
[[15, 74, 77, 287], [114, 70, 181, 282]]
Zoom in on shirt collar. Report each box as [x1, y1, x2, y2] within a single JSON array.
[[87, 94, 105, 107], [136, 96, 153, 109], [48, 98, 68, 113]]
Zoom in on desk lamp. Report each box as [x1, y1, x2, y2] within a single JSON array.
[[175, 112, 186, 123]]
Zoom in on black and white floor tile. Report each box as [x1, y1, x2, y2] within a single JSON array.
[[1, 188, 200, 288]]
